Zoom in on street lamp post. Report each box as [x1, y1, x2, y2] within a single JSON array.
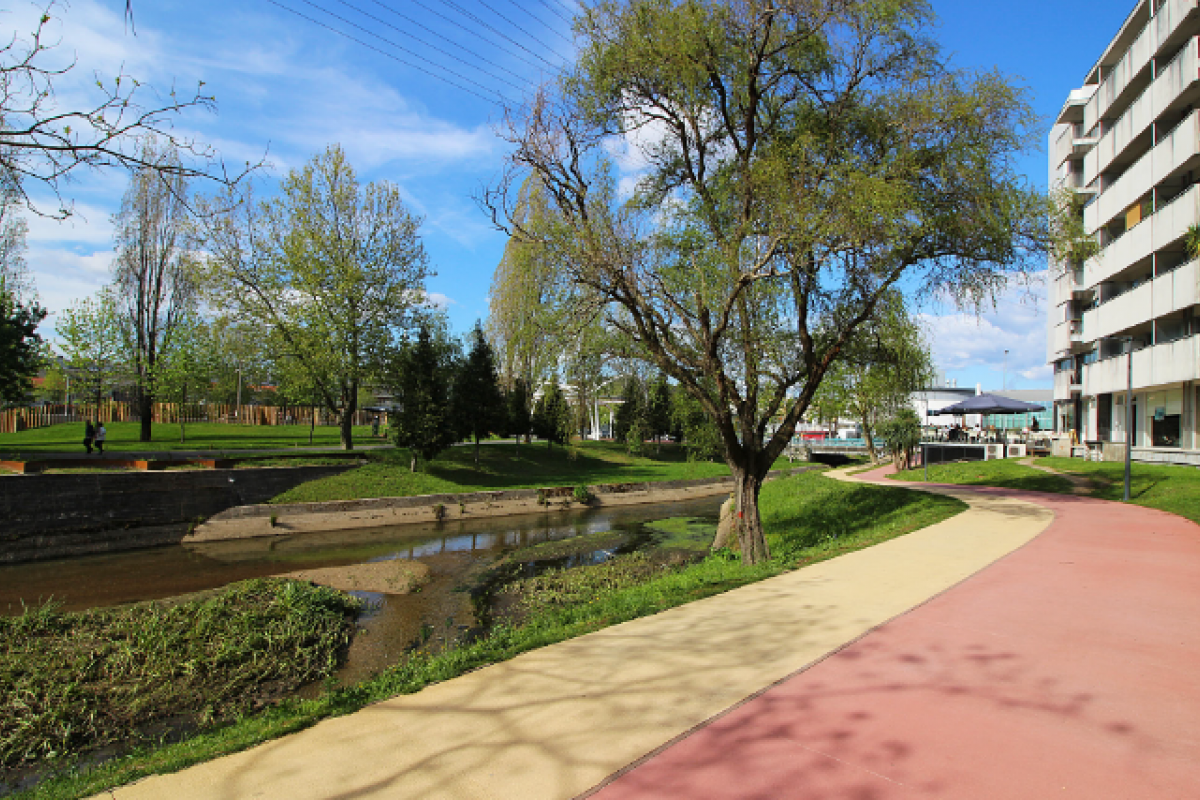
[[1122, 336, 1133, 502]]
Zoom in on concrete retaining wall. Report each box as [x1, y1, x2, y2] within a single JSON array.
[[187, 468, 815, 544], [0, 465, 353, 564]]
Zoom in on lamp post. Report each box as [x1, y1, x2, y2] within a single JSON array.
[[1120, 336, 1134, 502], [1003, 349, 1009, 391]]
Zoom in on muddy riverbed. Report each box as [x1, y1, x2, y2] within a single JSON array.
[[0, 495, 725, 686]]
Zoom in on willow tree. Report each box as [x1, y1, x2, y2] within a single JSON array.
[[203, 145, 430, 450], [486, 176, 572, 389], [486, 0, 1047, 563]]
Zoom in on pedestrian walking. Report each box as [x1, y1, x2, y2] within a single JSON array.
[[83, 420, 95, 454], [94, 423, 107, 455]]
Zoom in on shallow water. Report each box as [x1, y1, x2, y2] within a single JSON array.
[[0, 496, 723, 683]]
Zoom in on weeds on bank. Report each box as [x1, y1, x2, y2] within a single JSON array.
[[0, 580, 360, 784], [13, 472, 965, 800]]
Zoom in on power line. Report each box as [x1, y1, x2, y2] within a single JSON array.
[[435, 0, 563, 70], [267, 0, 513, 105], [535, 0, 574, 27], [407, 0, 548, 73], [498, 0, 575, 49], [333, 0, 528, 92]]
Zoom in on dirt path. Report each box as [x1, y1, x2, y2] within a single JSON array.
[[1018, 455, 1094, 495]]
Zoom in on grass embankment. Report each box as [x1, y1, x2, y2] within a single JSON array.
[[271, 441, 733, 504], [1037, 457, 1200, 524], [0, 422, 383, 455], [890, 458, 1077, 494], [1, 580, 361, 789], [15, 471, 964, 800]]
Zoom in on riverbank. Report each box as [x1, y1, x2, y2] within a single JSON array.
[[8, 471, 966, 800], [0, 579, 361, 792]]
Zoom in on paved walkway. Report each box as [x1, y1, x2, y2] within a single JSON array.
[[96, 468, 1200, 799]]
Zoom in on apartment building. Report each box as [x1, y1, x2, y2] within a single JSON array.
[[1048, 0, 1200, 464]]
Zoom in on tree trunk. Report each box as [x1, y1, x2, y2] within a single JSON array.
[[861, 417, 876, 463], [410, 454, 417, 472], [474, 433, 481, 466], [733, 467, 770, 565], [180, 386, 188, 444], [339, 411, 354, 450], [309, 405, 315, 444], [138, 390, 153, 442]]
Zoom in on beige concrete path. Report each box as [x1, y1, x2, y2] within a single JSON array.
[[100, 471, 1054, 800]]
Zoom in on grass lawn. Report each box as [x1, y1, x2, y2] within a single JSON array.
[[889, 458, 1077, 495], [271, 441, 736, 504], [15, 471, 965, 800], [1037, 456, 1200, 524], [0, 421, 384, 455]]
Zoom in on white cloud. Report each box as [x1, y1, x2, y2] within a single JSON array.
[[426, 292, 457, 309], [918, 272, 1051, 389]]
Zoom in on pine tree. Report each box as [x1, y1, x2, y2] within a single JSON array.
[[532, 381, 571, 449], [612, 379, 643, 444], [506, 377, 532, 445], [392, 325, 457, 471], [452, 321, 503, 465], [646, 374, 672, 452]]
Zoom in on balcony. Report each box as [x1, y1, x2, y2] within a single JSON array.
[[1084, 281, 1152, 341], [1085, 183, 1200, 287], [1083, 334, 1200, 395], [1152, 257, 1200, 313], [1051, 321, 1076, 358], [1053, 369, 1083, 401], [1086, 37, 1199, 184], [1083, 0, 1200, 132], [1055, 124, 1101, 168], [1085, 110, 1200, 233]]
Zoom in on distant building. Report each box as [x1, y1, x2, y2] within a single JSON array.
[[1048, 0, 1200, 464], [913, 384, 1052, 432]]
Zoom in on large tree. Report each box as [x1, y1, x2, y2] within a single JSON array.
[[57, 289, 126, 411], [453, 321, 504, 465], [0, 291, 43, 404], [204, 145, 431, 449], [392, 324, 458, 471], [487, 0, 1046, 563], [112, 141, 196, 442]]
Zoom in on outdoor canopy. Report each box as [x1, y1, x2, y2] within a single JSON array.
[[928, 393, 1045, 416]]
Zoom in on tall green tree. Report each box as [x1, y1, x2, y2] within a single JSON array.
[[391, 325, 458, 471], [0, 291, 43, 404], [154, 316, 217, 443], [204, 145, 431, 450], [57, 289, 126, 411], [505, 376, 532, 445], [532, 381, 572, 448], [112, 140, 196, 442], [489, 0, 1047, 563], [612, 378, 643, 446], [646, 373, 672, 451], [453, 321, 504, 465]]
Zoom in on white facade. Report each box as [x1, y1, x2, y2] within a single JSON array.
[[1049, 0, 1200, 460]]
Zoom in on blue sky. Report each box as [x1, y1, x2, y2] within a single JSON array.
[[15, 0, 1139, 390]]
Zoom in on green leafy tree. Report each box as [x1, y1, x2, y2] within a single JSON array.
[[612, 378, 643, 445], [813, 297, 934, 461], [57, 289, 126, 412], [203, 144, 431, 450], [671, 385, 721, 462], [532, 381, 572, 448], [489, 0, 1047, 562], [453, 321, 504, 465], [111, 140, 196, 442], [391, 325, 457, 471], [646, 373, 672, 451], [505, 377, 532, 445], [154, 317, 217, 443], [0, 291, 43, 403], [878, 408, 923, 471]]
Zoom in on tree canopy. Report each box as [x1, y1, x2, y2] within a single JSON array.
[[487, 0, 1047, 563]]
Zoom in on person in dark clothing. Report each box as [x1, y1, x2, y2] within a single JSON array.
[[83, 420, 95, 454], [94, 423, 107, 455]]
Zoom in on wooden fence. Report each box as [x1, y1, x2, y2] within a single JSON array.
[[0, 402, 384, 434]]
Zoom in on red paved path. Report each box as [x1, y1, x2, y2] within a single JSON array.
[[588, 474, 1200, 800]]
